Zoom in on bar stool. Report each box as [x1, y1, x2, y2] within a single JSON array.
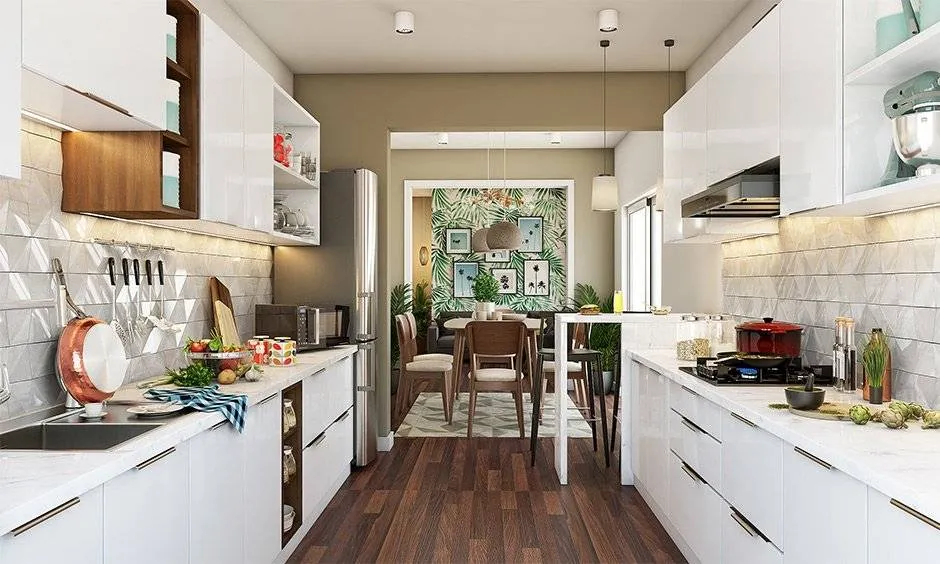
[[530, 344, 610, 468], [609, 350, 622, 454]]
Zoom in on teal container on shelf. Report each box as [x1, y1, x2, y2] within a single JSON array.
[[165, 78, 180, 134], [920, 0, 940, 30], [162, 152, 181, 209], [876, 12, 911, 55], [166, 14, 178, 61]]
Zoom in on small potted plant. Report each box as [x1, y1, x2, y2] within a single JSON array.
[[472, 270, 500, 320], [862, 331, 889, 405]]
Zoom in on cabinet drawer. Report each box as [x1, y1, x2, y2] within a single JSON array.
[[668, 452, 722, 564], [302, 407, 353, 523], [721, 504, 783, 564], [303, 367, 330, 446], [669, 380, 722, 440], [721, 410, 783, 548], [869, 488, 940, 560], [669, 408, 721, 491], [329, 357, 355, 421], [0, 487, 103, 564]]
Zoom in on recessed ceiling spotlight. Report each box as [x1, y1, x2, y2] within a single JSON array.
[[549, 133, 562, 145], [395, 11, 414, 34], [436, 132, 449, 145], [598, 9, 619, 33]]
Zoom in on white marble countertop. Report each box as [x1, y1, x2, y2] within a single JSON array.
[[0, 346, 357, 537], [630, 348, 940, 523], [555, 312, 683, 323]]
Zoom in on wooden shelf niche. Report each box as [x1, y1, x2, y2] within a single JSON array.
[[62, 0, 200, 220]]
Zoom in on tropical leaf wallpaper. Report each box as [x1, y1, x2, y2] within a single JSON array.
[[430, 186, 568, 313]]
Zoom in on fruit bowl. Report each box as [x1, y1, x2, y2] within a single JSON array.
[[186, 351, 252, 380]]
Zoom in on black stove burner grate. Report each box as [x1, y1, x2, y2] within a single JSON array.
[[678, 358, 833, 386]]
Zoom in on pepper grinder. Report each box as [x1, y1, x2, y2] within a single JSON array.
[[833, 317, 846, 392], [843, 317, 857, 391]]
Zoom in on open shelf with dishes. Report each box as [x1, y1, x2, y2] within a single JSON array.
[[272, 190, 320, 246], [281, 382, 302, 546], [273, 84, 320, 191]]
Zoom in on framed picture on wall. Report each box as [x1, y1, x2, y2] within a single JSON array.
[[523, 259, 549, 296], [453, 261, 479, 298], [492, 268, 517, 294], [518, 217, 544, 253], [445, 228, 472, 254], [484, 249, 511, 263]]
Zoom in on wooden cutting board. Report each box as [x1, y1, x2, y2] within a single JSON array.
[[213, 301, 240, 347], [209, 277, 235, 336], [788, 402, 855, 421]]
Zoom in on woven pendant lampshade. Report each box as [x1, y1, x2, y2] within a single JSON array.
[[486, 221, 523, 250], [471, 228, 490, 252]]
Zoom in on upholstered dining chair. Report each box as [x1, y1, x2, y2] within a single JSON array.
[[395, 314, 454, 423], [465, 320, 527, 438], [404, 312, 454, 364]]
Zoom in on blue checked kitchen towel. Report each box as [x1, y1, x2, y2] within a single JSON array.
[[144, 384, 248, 433]]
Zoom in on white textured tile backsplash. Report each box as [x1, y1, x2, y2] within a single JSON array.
[[0, 120, 273, 423], [722, 209, 940, 408]]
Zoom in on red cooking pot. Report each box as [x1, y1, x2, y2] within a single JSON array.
[[735, 318, 803, 357]]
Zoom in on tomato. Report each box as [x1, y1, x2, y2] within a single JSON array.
[[220, 358, 239, 371], [189, 341, 208, 353]]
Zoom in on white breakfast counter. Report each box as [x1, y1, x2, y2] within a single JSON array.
[[0, 346, 357, 538]]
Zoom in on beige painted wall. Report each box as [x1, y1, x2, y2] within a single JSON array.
[[292, 72, 683, 438], [412, 196, 432, 285], [393, 148, 614, 296]]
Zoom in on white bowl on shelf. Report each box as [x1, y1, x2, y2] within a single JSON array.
[[283, 504, 295, 532]]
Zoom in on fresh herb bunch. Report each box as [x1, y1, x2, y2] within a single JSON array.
[[862, 331, 889, 388], [166, 363, 215, 387], [472, 270, 500, 303]]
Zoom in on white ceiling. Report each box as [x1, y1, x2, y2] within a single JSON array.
[[225, 0, 751, 74], [390, 131, 627, 149]]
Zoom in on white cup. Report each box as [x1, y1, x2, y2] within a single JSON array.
[[84, 403, 104, 417]]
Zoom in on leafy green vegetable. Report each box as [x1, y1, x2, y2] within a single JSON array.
[[166, 363, 215, 387], [207, 330, 222, 353]]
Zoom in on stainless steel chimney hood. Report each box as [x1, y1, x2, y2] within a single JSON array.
[[681, 173, 780, 218]]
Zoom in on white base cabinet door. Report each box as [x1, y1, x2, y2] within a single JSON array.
[[303, 407, 354, 524], [189, 420, 246, 564], [668, 452, 721, 564], [245, 393, 283, 564], [0, 487, 103, 564], [635, 365, 669, 511], [1, 0, 20, 179], [104, 443, 190, 564], [869, 488, 940, 560], [721, 504, 783, 564], [783, 445, 866, 564]]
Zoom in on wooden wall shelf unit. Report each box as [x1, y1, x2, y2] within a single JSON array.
[[61, 0, 200, 220], [282, 381, 303, 547]]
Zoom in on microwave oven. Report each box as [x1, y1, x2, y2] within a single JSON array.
[[254, 304, 350, 350]]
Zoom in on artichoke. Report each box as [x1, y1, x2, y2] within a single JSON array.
[[889, 400, 912, 421], [881, 408, 908, 429], [849, 404, 871, 425], [909, 403, 925, 420], [871, 410, 884, 423], [922, 410, 940, 430]]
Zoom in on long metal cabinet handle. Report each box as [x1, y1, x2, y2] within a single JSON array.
[[12, 498, 81, 537], [258, 393, 278, 406], [307, 431, 327, 449], [891, 499, 940, 532], [730, 509, 757, 538], [334, 410, 351, 424], [680, 463, 700, 484], [680, 416, 702, 434], [794, 446, 833, 471], [731, 412, 756, 428], [135, 447, 176, 471], [680, 385, 699, 397], [210, 421, 226, 431]]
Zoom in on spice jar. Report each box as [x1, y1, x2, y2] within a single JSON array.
[[706, 314, 736, 355], [282, 399, 296, 436], [676, 314, 710, 360], [282, 445, 296, 484]]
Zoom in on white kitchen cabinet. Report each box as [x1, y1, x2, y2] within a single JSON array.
[[680, 79, 708, 199], [662, 101, 684, 242], [330, 356, 355, 421], [634, 364, 670, 511], [303, 367, 330, 447], [1, 0, 20, 179], [302, 407, 353, 523], [668, 380, 722, 440], [722, 503, 783, 564], [669, 408, 721, 491], [104, 444, 190, 564], [779, 0, 843, 215], [22, 0, 164, 130], [244, 55, 275, 234], [869, 488, 940, 560], [245, 393, 282, 564], [668, 451, 722, 564], [783, 445, 866, 564], [0, 486, 103, 563], [706, 7, 780, 185], [201, 14, 247, 228], [721, 409, 784, 549], [189, 420, 246, 564]]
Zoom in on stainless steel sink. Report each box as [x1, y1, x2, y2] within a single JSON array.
[[0, 423, 162, 451]]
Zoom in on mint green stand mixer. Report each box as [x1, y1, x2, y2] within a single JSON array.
[[880, 71, 940, 185]]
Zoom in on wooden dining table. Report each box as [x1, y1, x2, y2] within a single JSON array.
[[443, 316, 542, 405]]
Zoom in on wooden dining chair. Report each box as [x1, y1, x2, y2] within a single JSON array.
[[465, 320, 527, 438], [395, 314, 454, 423], [404, 312, 454, 364]]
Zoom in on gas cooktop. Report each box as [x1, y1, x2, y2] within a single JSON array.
[[678, 356, 833, 386]]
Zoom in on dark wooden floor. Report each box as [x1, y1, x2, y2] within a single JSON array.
[[287, 400, 687, 563]]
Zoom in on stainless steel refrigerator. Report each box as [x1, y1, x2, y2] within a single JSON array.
[[273, 169, 378, 467]]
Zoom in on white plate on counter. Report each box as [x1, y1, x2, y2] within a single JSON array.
[[127, 403, 185, 418]]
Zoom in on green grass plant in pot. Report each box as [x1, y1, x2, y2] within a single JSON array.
[[472, 270, 500, 320], [862, 331, 889, 405]]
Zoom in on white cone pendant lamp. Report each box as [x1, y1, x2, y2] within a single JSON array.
[[592, 39, 617, 212]]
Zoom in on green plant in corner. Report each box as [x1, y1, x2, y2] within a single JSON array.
[[472, 270, 500, 303], [862, 331, 889, 390], [572, 283, 620, 373], [412, 281, 432, 353], [390, 282, 412, 369]]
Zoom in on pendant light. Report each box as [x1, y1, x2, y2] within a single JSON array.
[[487, 132, 524, 250], [592, 39, 617, 211], [653, 38, 676, 212]]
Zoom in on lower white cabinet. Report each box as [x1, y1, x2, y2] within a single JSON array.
[[104, 443, 190, 564], [0, 487, 103, 563], [783, 445, 866, 564], [245, 393, 283, 564], [869, 488, 940, 560], [303, 407, 354, 522], [722, 504, 783, 564], [634, 364, 669, 511], [304, 358, 355, 448], [721, 409, 784, 548], [189, 419, 246, 564], [669, 408, 721, 490], [668, 452, 722, 564]]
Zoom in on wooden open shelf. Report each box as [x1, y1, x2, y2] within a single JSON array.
[[282, 381, 303, 547], [163, 130, 189, 149], [166, 58, 191, 82]]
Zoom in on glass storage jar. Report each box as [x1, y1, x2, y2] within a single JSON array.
[[707, 314, 737, 355], [282, 399, 296, 436], [676, 314, 710, 360], [282, 445, 296, 484]]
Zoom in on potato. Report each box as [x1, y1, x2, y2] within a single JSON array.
[[217, 368, 237, 385]]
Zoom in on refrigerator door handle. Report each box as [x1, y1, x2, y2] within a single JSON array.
[[357, 292, 375, 341]]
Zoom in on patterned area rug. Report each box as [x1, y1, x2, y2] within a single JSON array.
[[396, 392, 594, 438]]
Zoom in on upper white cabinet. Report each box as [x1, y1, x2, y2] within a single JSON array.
[[662, 101, 684, 243], [779, 0, 844, 216], [21, 0, 165, 130], [783, 445, 866, 564], [244, 393, 283, 564], [869, 488, 940, 560], [0, 487, 104, 564], [1, 0, 20, 180], [104, 444, 191, 564], [706, 7, 780, 186], [244, 55, 275, 234], [681, 80, 708, 199]]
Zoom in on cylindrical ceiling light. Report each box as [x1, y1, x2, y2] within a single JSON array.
[[436, 132, 449, 145], [395, 11, 414, 34], [549, 132, 562, 145], [486, 221, 523, 251], [471, 228, 490, 252], [598, 9, 619, 33], [592, 39, 618, 211]]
